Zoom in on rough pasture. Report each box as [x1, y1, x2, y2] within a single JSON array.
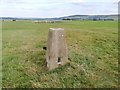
[[2, 20, 118, 88]]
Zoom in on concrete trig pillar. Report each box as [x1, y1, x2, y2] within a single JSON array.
[[46, 28, 68, 70]]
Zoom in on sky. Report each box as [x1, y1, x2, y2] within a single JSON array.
[[0, 0, 119, 18]]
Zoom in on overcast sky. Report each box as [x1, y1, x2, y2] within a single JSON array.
[[0, 0, 119, 18]]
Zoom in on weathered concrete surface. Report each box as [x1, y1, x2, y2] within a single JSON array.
[[46, 28, 68, 70]]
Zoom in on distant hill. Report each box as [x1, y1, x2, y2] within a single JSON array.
[[60, 14, 118, 21], [1, 14, 118, 21]]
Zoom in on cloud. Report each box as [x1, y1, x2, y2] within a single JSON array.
[[0, 0, 118, 18]]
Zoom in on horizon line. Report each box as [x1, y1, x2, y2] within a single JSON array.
[[1, 14, 118, 18]]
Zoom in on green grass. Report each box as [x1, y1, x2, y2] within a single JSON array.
[[0, 20, 2, 88], [2, 20, 118, 88]]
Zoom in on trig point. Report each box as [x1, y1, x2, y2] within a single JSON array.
[[46, 28, 68, 70]]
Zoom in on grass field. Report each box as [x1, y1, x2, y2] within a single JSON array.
[[2, 20, 118, 88]]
